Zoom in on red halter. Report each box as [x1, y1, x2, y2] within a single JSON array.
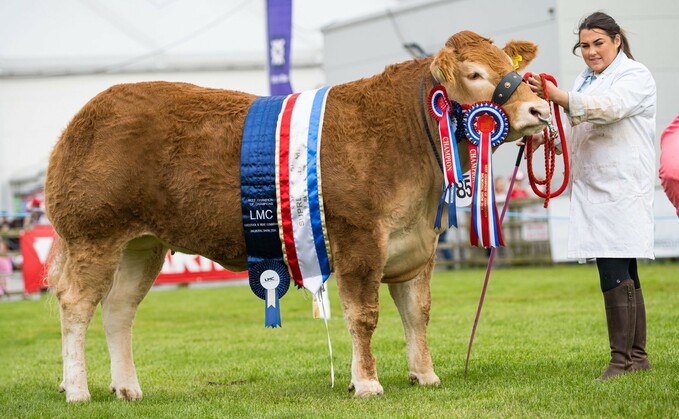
[[522, 73, 570, 208]]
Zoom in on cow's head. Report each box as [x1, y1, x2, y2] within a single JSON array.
[[430, 30, 549, 141]]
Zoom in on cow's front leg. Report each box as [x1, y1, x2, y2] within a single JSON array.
[[335, 267, 384, 397], [387, 257, 440, 387]]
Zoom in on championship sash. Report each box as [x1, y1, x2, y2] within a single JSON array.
[[241, 87, 333, 327], [277, 87, 333, 295]]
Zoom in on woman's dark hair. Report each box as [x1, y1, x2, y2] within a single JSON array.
[[572, 11, 634, 60]]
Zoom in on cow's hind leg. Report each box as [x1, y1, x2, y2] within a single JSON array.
[[334, 232, 387, 397], [387, 257, 440, 386], [102, 237, 166, 401], [55, 241, 121, 402], [337, 271, 384, 397]]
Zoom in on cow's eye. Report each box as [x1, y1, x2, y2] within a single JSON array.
[[468, 72, 482, 80]]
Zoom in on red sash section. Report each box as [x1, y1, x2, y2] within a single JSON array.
[[277, 93, 303, 282]]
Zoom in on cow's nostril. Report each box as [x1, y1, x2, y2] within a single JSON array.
[[529, 104, 550, 121]]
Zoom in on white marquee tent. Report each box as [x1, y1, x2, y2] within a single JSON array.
[[0, 0, 403, 212]]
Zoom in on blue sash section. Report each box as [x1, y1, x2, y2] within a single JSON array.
[[306, 86, 332, 280], [241, 95, 291, 327]]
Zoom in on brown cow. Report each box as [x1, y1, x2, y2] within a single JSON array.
[[45, 30, 549, 402]]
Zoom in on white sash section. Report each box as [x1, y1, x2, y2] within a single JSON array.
[[287, 90, 324, 294]]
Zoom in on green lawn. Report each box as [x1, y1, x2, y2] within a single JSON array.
[[1, 262, 678, 418]]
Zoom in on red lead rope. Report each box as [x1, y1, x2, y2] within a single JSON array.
[[464, 74, 570, 379], [522, 73, 570, 208]]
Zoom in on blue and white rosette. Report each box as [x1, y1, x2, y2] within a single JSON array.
[[463, 102, 509, 147], [463, 101, 509, 248], [248, 260, 291, 328]]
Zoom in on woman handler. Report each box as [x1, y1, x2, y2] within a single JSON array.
[[527, 11, 656, 380]]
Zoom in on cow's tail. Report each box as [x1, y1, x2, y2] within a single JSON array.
[[45, 235, 65, 291]]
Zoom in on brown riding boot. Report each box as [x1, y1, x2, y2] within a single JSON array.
[[629, 288, 651, 372], [598, 279, 635, 381]]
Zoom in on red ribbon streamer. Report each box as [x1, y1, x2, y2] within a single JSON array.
[[469, 114, 504, 248]]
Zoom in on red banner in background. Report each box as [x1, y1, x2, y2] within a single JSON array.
[[19, 225, 246, 294], [20, 224, 56, 293], [155, 251, 246, 284]]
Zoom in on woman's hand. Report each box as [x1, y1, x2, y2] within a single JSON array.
[[517, 132, 546, 149], [526, 74, 569, 111], [527, 75, 558, 99], [527, 74, 546, 99], [516, 131, 563, 155]]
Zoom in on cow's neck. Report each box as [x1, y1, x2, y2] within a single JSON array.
[[344, 58, 474, 196]]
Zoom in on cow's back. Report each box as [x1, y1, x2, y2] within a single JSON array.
[[45, 81, 255, 265]]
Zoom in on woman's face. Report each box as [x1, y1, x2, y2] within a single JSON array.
[[578, 28, 621, 74]]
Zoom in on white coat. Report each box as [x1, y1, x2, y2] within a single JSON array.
[[565, 51, 656, 259]]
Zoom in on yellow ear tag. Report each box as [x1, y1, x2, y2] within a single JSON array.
[[512, 54, 523, 70]]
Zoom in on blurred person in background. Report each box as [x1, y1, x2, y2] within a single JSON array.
[[494, 176, 508, 204], [0, 239, 13, 298], [508, 170, 529, 200]]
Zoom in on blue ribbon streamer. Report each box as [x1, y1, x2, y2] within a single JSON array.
[[435, 184, 458, 230], [241, 95, 292, 327]]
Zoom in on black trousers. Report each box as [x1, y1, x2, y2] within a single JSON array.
[[596, 258, 640, 292]]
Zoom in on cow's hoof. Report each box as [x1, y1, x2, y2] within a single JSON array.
[[409, 371, 441, 386], [65, 389, 91, 403], [60, 381, 91, 402], [110, 384, 143, 401], [351, 379, 384, 397]]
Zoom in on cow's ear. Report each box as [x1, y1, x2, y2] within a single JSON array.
[[502, 40, 538, 71], [430, 47, 457, 84]]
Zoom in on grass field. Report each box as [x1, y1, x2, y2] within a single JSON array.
[[1, 262, 678, 418]]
